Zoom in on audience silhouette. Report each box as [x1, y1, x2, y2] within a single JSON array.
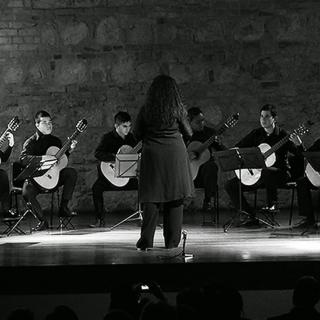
[[139, 300, 177, 320], [6, 308, 34, 320], [5, 276, 320, 320], [104, 309, 134, 320], [202, 282, 250, 320], [267, 275, 320, 320], [45, 305, 78, 320]]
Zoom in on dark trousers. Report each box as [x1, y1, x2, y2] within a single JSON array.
[[92, 175, 138, 219], [22, 167, 77, 222], [297, 176, 318, 223], [225, 167, 290, 215], [0, 169, 10, 214], [194, 159, 218, 201], [137, 199, 184, 249]]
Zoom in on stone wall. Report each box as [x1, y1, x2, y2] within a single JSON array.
[[1, 0, 320, 212]]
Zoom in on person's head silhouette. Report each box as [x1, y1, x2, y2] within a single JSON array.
[[293, 276, 320, 308]]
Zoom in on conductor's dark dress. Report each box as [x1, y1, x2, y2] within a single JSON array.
[[134, 107, 194, 249]]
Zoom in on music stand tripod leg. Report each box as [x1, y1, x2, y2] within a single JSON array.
[[224, 169, 249, 232], [109, 201, 142, 230], [109, 153, 143, 231], [108, 210, 142, 230], [224, 202, 276, 232], [224, 168, 276, 232]]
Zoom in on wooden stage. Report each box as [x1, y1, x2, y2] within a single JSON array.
[[1, 209, 320, 294]]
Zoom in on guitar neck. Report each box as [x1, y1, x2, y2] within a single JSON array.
[[263, 135, 290, 159], [0, 128, 9, 149], [196, 123, 227, 153], [132, 140, 142, 153], [55, 130, 81, 160]]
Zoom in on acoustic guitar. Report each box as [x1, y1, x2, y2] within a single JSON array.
[[187, 113, 239, 180], [0, 116, 20, 164], [33, 119, 87, 190], [100, 141, 142, 187], [304, 150, 320, 187], [235, 124, 309, 186]]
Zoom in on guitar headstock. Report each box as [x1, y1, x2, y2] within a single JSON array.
[[76, 119, 88, 133], [7, 116, 20, 132], [293, 123, 311, 137], [225, 112, 240, 128]]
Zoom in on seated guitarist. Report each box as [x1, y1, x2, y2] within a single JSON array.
[[90, 111, 137, 228], [20, 110, 78, 231], [295, 139, 320, 229], [187, 107, 227, 212], [0, 131, 14, 218], [225, 104, 303, 226]]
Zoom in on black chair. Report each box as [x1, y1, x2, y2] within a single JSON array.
[[2, 162, 60, 235], [56, 210, 76, 230], [251, 181, 297, 227], [252, 153, 304, 226]]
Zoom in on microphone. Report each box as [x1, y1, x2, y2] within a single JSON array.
[[182, 230, 187, 239]]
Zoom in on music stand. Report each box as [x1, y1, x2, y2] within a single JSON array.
[[5, 157, 57, 236], [214, 147, 274, 232], [109, 153, 142, 230]]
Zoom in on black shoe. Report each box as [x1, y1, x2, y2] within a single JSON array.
[[3, 209, 19, 219], [165, 244, 179, 249], [260, 205, 280, 225], [136, 247, 150, 252], [33, 220, 49, 231], [58, 206, 77, 217], [8, 208, 18, 217], [293, 219, 315, 229], [261, 205, 280, 214], [89, 219, 105, 228], [136, 238, 152, 251]]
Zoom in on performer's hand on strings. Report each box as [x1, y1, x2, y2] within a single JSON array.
[[70, 140, 78, 152], [214, 135, 222, 144], [40, 154, 57, 169], [41, 154, 57, 163], [289, 133, 302, 146], [6, 132, 14, 147]]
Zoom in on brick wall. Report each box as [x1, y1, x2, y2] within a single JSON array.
[[0, 0, 319, 213]]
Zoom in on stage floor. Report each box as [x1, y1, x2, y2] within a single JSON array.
[[1, 209, 320, 293]]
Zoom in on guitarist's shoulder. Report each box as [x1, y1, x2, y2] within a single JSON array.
[[249, 127, 263, 135], [127, 132, 137, 143], [104, 131, 116, 139], [50, 134, 63, 146], [22, 133, 37, 145]]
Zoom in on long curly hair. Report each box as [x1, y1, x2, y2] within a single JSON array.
[[143, 75, 186, 127]]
